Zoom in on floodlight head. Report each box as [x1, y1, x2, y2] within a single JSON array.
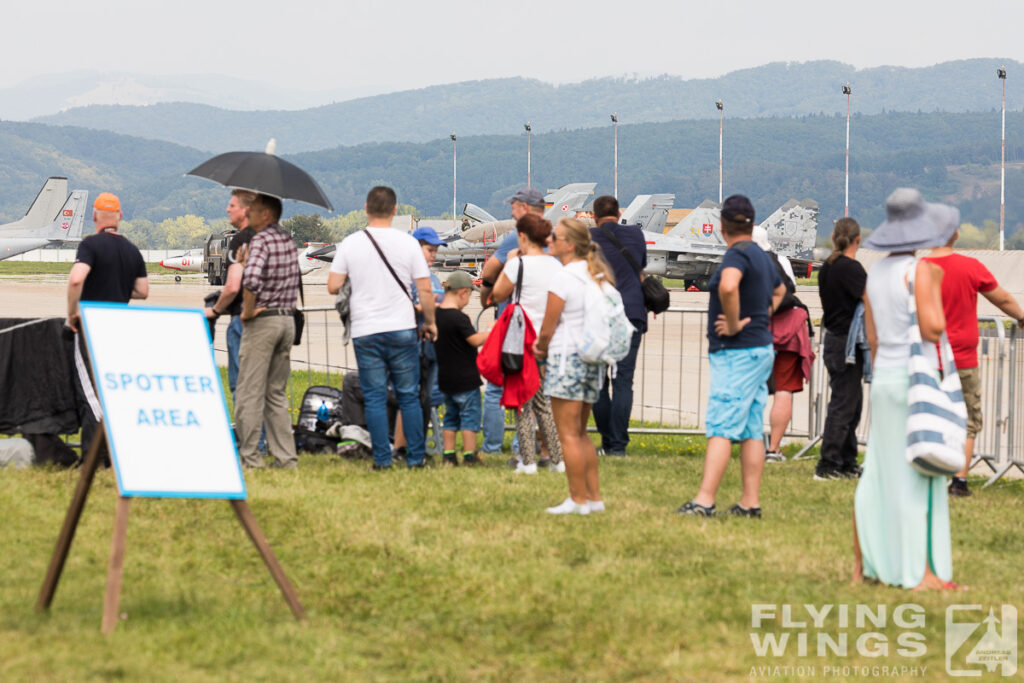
[[610, 113, 618, 123], [842, 83, 852, 95], [715, 99, 723, 110], [450, 133, 456, 141], [998, 67, 1007, 79], [524, 123, 531, 132]]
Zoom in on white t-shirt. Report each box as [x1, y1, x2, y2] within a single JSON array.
[[502, 254, 562, 331], [330, 227, 430, 338], [548, 259, 591, 356]]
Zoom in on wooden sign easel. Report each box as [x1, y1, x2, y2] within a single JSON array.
[[36, 427, 306, 635]]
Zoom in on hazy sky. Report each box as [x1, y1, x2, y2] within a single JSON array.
[[3, 0, 1024, 91]]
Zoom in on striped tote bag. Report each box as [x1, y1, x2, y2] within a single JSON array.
[[905, 261, 967, 477]]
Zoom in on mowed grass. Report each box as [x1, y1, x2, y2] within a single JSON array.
[[0, 261, 166, 275], [1, 374, 1022, 681]]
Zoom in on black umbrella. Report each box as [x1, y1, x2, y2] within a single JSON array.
[[186, 140, 334, 211]]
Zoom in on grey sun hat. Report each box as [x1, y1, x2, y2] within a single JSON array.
[[863, 188, 960, 252], [505, 187, 545, 207]]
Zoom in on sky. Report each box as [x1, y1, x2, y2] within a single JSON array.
[[3, 0, 1024, 92]]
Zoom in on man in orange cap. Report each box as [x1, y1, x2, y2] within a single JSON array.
[[67, 192, 149, 462]]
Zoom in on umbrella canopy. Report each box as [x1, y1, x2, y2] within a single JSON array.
[[186, 143, 333, 211]]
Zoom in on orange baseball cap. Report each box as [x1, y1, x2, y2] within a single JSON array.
[[94, 192, 121, 212]]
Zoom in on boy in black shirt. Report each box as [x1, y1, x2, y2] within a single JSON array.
[[435, 271, 488, 465]]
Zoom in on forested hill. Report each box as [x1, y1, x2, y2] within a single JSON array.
[[32, 59, 1022, 153], [2, 109, 1024, 239]]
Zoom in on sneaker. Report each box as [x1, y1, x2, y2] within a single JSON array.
[[596, 448, 606, 456], [813, 469, 843, 481], [546, 497, 590, 515], [676, 500, 715, 517], [726, 503, 762, 518], [371, 463, 393, 471], [765, 451, 786, 463], [587, 500, 605, 513], [549, 461, 566, 473], [515, 462, 538, 474], [948, 477, 972, 497], [462, 452, 482, 466], [442, 453, 459, 466], [840, 465, 863, 479]]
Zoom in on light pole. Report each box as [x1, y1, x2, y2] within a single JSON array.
[[843, 83, 852, 218], [524, 122, 532, 188], [999, 67, 1007, 251], [716, 100, 723, 203], [611, 113, 618, 199], [450, 133, 457, 220]]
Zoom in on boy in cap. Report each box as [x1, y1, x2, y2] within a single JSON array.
[[435, 271, 489, 465], [677, 195, 786, 518]]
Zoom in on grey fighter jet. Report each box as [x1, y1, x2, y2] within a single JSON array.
[[0, 177, 88, 260]]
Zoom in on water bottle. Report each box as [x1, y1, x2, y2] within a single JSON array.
[[317, 400, 329, 423]]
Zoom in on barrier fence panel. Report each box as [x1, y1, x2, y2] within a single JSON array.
[[987, 323, 1024, 485]]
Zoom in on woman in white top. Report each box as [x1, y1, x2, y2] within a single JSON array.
[[492, 214, 565, 473], [534, 218, 615, 515], [854, 189, 960, 591]]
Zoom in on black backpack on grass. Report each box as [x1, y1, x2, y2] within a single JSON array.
[[293, 385, 344, 454]]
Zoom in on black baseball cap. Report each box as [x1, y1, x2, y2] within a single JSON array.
[[721, 195, 755, 224]]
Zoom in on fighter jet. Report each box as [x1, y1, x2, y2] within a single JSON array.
[[0, 177, 88, 260], [159, 242, 325, 281]]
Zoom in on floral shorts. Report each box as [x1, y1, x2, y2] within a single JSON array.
[[544, 354, 602, 404]]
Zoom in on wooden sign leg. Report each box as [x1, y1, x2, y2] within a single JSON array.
[[36, 428, 106, 612], [230, 500, 306, 621], [101, 496, 131, 635]]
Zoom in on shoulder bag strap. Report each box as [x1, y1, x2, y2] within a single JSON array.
[[363, 229, 414, 303], [598, 223, 642, 275], [514, 259, 524, 304]]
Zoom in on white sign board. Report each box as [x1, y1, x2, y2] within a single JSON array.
[[80, 303, 246, 499]]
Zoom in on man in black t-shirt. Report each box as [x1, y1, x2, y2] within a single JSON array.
[[67, 192, 148, 332], [66, 192, 148, 463], [434, 271, 488, 466]]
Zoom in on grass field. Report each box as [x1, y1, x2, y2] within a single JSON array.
[[0, 262, 166, 275], [1, 373, 1021, 681]]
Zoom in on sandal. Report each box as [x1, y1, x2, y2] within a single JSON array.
[[676, 500, 716, 517]]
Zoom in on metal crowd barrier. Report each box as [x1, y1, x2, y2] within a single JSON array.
[[290, 304, 1024, 485]]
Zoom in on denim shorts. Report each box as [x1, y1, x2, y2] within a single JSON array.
[[706, 345, 774, 442], [443, 389, 482, 432], [545, 353, 602, 404]]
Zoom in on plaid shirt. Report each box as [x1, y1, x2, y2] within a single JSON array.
[[242, 222, 300, 309]]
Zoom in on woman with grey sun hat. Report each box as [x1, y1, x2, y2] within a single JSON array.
[[852, 188, 964, 590]]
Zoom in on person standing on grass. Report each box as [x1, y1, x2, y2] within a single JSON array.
[[392, 226, 447, 461], [478, 187, 547, 458], [434, 271, 488, 466], [327, 186, 438, 470], [923, 218, 1024, 497], [491, 213, 565, 474], [534, 218, 613, 515], [852, 188, 960, 590], [588, 195, 647, 457], [815, 218, 868, 480], [676, 195, 785, 519], [66, 192, 148, 462], [236, 194, 300, 470]]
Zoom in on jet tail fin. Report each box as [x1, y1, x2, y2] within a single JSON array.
[[47, 190, 89, 241], [621, 194, 675, 233]]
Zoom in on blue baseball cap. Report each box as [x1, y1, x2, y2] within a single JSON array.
[[412, 226, 444, 245]]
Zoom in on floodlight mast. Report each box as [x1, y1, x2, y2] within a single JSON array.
[[450, 133, 457, 221], [843, 83, 852, 218], [525, 123, 532, 188], [999, 67, 1007, 251], [716, 100, 724, 203], [611, 113, 618, 199]]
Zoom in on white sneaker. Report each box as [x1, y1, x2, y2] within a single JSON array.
[[587, 500, 605, 513], [549, 461, 566, 473], [546, 497, 590, 515], [514, 462, 538, 474]]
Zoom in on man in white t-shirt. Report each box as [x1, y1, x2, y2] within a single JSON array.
[[327, 186, 438, 469]]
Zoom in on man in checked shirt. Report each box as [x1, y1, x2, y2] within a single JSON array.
[[236, 193, 300, 469]]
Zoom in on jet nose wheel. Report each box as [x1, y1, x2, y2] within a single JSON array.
[[175, 275, 181, 283]]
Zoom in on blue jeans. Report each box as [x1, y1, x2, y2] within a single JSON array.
[[592, 327, 642, 453], [228, 315, 265, 453], [482, 381, 506, 452], [353, 329, 424, 466]]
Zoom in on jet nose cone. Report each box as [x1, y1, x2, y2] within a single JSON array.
[[159, 260, 165, 267]]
